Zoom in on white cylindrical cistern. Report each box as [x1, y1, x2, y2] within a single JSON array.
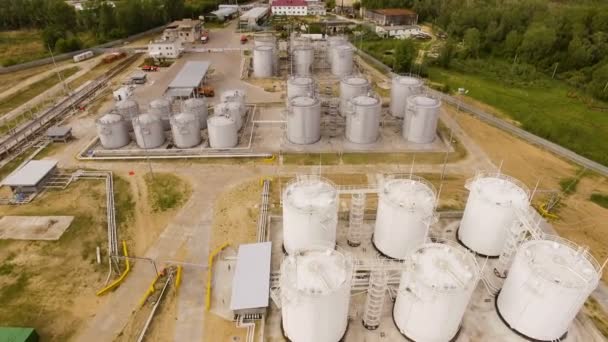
[[394, 242, 479, 342], [282, 176, 339, 254], [390, 76, 423, 118], [496, 236, 601, 341], [287, 96, 321, 145], [373, 175, 437, 260], [280, 247, 353, 342], [458, 172, 530, 257], [403, 95, 441, 144]]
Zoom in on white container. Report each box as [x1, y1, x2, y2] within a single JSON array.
[[345, 95, 381, 144], [133, 113, 165, 148], [394, 242, 479, 342], [287, 96, 321, 145], [340, 75, 370, 116], [458, 173, 529, 257], [293, 45, 315, 76], [182, 98, 208, 129], [253, 45, 274, 78], [170, 112, 201, 148], [282, 176, 338, 254], [497, 236, 600, 341], [403, 95, 441, 144], [331, 45, 353, 77], [207, 115, 238, 148], [149, 98, 172, 131], [96, 113, 130, 149], [287, 76, 315, 100], [215, 102, 243, 130], [281, 248, 352, 342], [115, 99, 140, 131], [373, 176, 436, 259], [390, 76, 422, 118]]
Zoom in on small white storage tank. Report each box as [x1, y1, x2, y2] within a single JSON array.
[[291, 35, 311, 52], [170, 112, 201, 148], [281, 248, 353, 342], [253, 45, 274, 78], [345, 95, 381, 144], [394, 242, 479, 342], [255, 34, 278, 74], [403, 95, 441, 144], [282, 176, 338, 254], [327, 36, 347, 65], [207, 115, 238, 148], [287, 96, 321, 145], [287, 76, 315, 100], [149, 98, 172, 131], [390, 76, 423, 118], [133, 113, 165, 148], [497, 236, 600, 341], [115, 99, 140, 130], [340, 75, 370, 116], [214, 102, 243, 130], [182, 98, 208, 129], [293, 45, 315, 76], [331, 45, 354, 77], [458, 173, 529, 257], [96, 113, 130, 149], [373, 176, 437, 259]]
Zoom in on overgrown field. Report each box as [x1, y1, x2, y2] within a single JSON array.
[[144, 173, 191, 212], [0, 30, 48, 66]]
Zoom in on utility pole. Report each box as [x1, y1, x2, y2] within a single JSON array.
[[552, 63, 559, 79]]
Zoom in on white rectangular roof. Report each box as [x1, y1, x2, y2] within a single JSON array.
[[240, 7, 269, 20], [230, 242, 272, 311], [167, 61, 210, 89], [2, 160, 57, 187]]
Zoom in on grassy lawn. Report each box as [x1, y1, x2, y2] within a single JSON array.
[[427, 63, 608, 166], [0, 30, 48, 67], [590, 193, 608, 209], [144, 173, 191, 212], [0, 147, 35, 180]]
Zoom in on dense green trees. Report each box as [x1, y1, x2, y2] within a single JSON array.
[[393, 39, 416, 72]]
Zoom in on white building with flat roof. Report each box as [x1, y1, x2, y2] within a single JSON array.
[[148, 38, 182, 59], [2, 160, 58, 194]]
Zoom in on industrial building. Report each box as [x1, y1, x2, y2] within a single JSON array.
[[46, 126, 72, 142], [375, 25, 422, 39], [271, 0, 308, 16], [1, 160, 58, 194], [165, 61, 210, 98], [162, 19, 203, 43], [364, 8, 418, 26], [239, 6, 270, 30], [209, 7, 239, 21], [230, 242, 271, 315], [147, 38, 182, 59]]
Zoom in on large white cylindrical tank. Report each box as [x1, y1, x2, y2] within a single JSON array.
[[253, 45, 274, 78], [220, 89, 247, 108], [331, 45, 354, 77], [287, 96, 321, 145], [458, 173, 529, 257], [497, 236, 601, 341], [394, 242, 479, 342], [207, 115, 238, 148], [133, 113, 165, 148], [170, 112, 201, 148], [214, 102, 243, 130], [293, 45, 315, 76], [287, 76, 314, 100], [96, 113, 130, 149], [115, 99, 140, 130], [149, 98, 172, 131], [403, 95, 441, 144], [281, 248, 353, 342], [390, 76, 422, 118], [373, 176, 436, 259], [282, 176, 338, 254], [182, 98, 208, 129], [255, 35, 278, 74], [345, 95, 381, 144], [291, 35, 311, 52], [327, 36, 347, 65], [340, 75, 370, 116]]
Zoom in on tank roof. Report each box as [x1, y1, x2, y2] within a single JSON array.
[[335, 44, 353, 51], [520, 237, 600, 288], [172, 112, 197, 122], [382, 178, 436, 212], [208, 115, 235, 125], [351, 95, 378, 106], [410, 95, 440, 108], [255, 45, 274, 51], [150, 98, 170, 107], [98, 113, 122, 123], [136, 113, 160, 124], [184, 97, 205, 105], [116, 99, 138, 108], [409, 243, 478, 292], [343, 76, 368, 85], [282, 249, 350, 295], [290, 76, 314, 85], [284, 178, 336, 212], [395, 76, 422, 86], [291, 96, 317, 107], [469, 175, 529, 205]]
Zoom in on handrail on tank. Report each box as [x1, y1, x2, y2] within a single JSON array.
[[525, 234, 602, 277], [465, 171, 531, 198], [282, 174, 338, 210], [382, 173, 438, 198]]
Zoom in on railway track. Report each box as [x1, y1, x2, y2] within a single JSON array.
[[0, 54, 141, 160]]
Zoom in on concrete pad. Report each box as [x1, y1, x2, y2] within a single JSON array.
[[0, 215, 74, 240]]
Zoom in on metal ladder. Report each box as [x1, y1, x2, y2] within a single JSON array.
[[362, 260, 388, 330], [348, 192, 366, 247]]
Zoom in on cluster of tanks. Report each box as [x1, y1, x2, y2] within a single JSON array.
[[277, 173, 601, 342], [96, 90, 248, 150]]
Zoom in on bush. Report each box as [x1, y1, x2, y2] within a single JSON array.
[[590, 193, 608, 209]]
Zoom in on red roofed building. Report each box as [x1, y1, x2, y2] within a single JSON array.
[[271, 0, 308, 16]]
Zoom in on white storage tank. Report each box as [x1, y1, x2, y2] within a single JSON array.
[[281, 248, 353, 342], [345, 95, 381, 144], [340, 75, 370, 116], [253, 45, 274, 78], [403, 95, 441, 144], [390, 76, 423, 118], [291, 35, 311, 52], [220, 89, 247, 108], [287, 96, 321, 145], [96, 113, 130, 149], [293, 45, 315, 76], [496, 236, 600, 341], [287, 76, 314, 100], [373, 176, 437, 260], [331, 45, 354, 77], [207, 115, 238, 148], [182, 98, 208, 129], [214, 102, 243, 130], [115, 99, 140, 130], [149, 98, 172, 131], [133, 113, 165, 148], [170, 112, 201, 148], [282, 176, 338, 254], [458, 173, 529, 257], [327, 36, 347, 65], [394, 242, 479, 342]]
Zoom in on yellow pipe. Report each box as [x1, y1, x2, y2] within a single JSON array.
[[96, 241, 131, 296], [263, 154, 276, 163], [139, 273, 161, 307], [205, 242, 230, 311], [175, 265, 183, 291]]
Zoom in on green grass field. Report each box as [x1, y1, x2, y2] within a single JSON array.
[[144, 173, 192, 212], [0, 30, 48, 67], [427, 64, 608, 166]]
